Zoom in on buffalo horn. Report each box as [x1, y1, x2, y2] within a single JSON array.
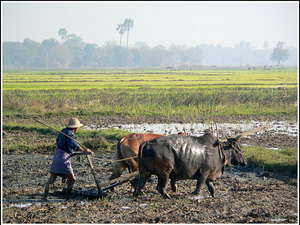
[[234, 124, 270, 140]]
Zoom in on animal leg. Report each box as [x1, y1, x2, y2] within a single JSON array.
[[171, 179, 177, 192], [133, 171, 151, 197], [109, 162, 127, 192], [192, 173, 207, 195], [109, 162, 127, 180], [157, 177, 171, 199], [129, 166, 140, 189], [206, 180, 215, 197]]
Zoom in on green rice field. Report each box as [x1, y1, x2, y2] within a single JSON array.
[[2, 68, 298, 90], [2, 68, 298, 117]]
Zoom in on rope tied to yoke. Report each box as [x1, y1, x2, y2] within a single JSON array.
[[214, 123, 228, 165], [92, 155, 138, 163], [215, 139, 227, 162]]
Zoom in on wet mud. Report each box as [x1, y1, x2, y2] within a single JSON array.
[[2, 152, 298, 223], [2, 115, 298, 223]]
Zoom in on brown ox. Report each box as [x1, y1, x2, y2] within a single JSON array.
[[109, 129, 187, 191]]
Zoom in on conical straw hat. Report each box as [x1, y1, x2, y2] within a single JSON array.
[[66, 118, 84, 128]]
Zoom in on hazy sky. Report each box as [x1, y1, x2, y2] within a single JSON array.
[[2, 1, 299, 49]]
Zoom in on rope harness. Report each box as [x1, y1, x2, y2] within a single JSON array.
[[215, 139, 228, 165], [92, 155, 138, 162]]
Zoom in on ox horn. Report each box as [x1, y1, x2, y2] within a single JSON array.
[[234, 124, 270, 140]]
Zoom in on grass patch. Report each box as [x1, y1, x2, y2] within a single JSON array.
[[2, 87, 297, 117], [4, 143, 56, 154], [243, 146, 298, 175], [3, 123, 59, 136], [78, 128, 130, 151], [2, 123, 130, 154]]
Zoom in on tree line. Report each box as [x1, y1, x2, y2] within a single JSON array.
[[3, 34, 202, 69], [3, 29, 297, 69]]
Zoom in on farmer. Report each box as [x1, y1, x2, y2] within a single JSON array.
[[43, 118, 92, 201]]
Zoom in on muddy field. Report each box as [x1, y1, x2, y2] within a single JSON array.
[[2, 115, 299, 223]]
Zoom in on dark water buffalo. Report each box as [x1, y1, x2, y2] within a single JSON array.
[[133, 132, 247, 199], [109, 129, 187, 191]]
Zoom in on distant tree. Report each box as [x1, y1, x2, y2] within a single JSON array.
[[116, 23, 126, 46], [42, 38, 59, 49], [82, 44, 98, 67], [58, 28, 67, 43], [123, 18, 134, 48], [63, 33, 86, 49], [22, 38, 40, 67], [135, 42, 150, 50], [41, 38, 59, 68], [112, 46, 134, 67], [3, 42, 27, 68], [270, 41, 289, 66]]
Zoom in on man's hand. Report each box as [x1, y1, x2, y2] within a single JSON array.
[[78, 146, 93, 154], [84, 148, 94, 155]]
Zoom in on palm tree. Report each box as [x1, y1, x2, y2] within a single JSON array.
[[58, 28, 67, 43], [123, 18, 134, 48], [116, 23, 126, 46]]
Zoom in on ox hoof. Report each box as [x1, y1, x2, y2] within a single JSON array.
[[163, 195, 171, 199], [159, 191, 171, 199], [133, 191, 142, 197], [191, 191, 200, 195], [171, 185, 177, 193]]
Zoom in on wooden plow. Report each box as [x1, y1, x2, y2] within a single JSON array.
[[59, 171, 139, 199]]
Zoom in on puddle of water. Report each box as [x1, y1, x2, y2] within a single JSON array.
[[121, 206, 131, 210], [188, 195, 212, 200], [189, 192, 229, 201], [85, 120, 298, 137], [4, 199, 65, 208], [9, 202, 42, 208], [9, 203, 35, 208], [271, 218, 287, 222], [139, 203, 155, 207], [139, 204, 148, 207], [267, 147, 279, 150]]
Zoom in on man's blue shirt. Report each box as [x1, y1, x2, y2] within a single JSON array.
[[56, 128, 80, 154]]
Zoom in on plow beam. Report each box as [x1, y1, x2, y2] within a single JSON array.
[[100, 171, 139, 190]]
